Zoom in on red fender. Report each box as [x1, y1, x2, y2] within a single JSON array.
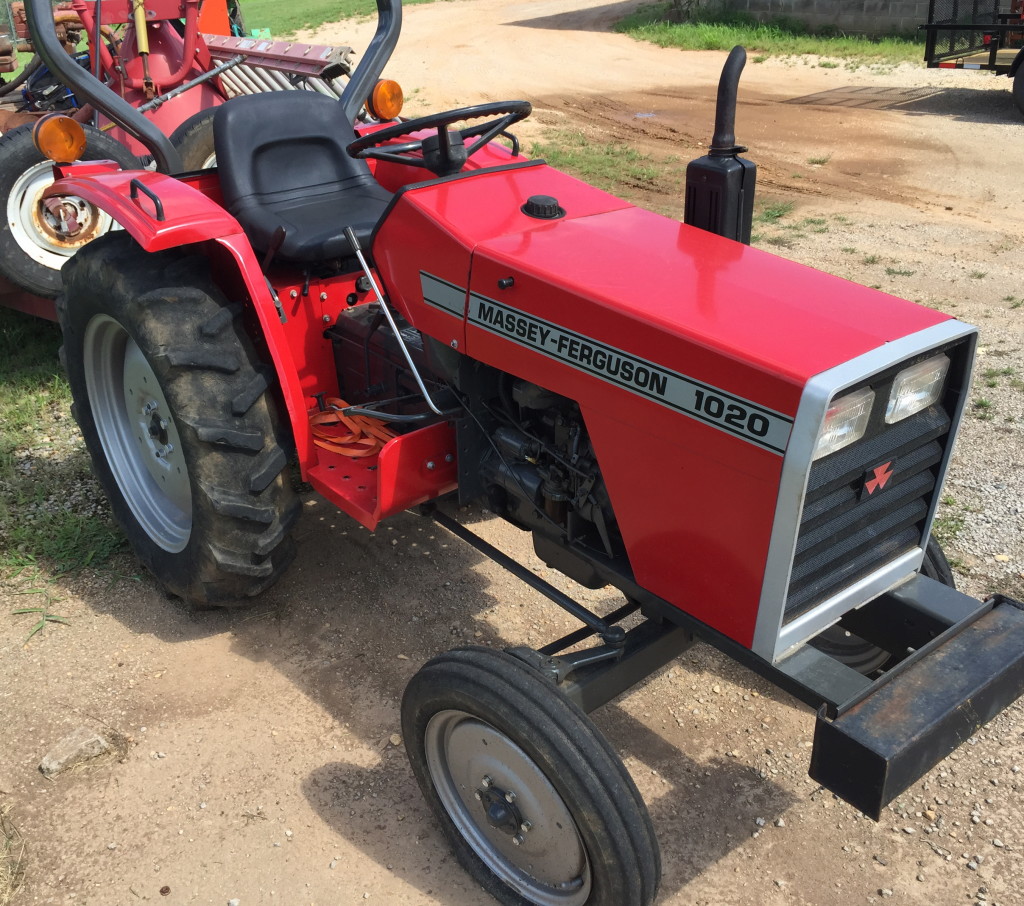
[[46, 163, 316, 467]]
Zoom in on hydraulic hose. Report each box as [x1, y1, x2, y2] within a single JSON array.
[[0, 55, 40, 97]]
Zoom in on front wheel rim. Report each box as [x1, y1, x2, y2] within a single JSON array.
[[83, 314, 192, 553], [424, 709, 592, 906]]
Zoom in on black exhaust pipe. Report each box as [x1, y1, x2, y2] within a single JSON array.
[[684, 45, 756, 244]]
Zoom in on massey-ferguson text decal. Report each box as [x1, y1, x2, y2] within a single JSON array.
[[468, 292, 793, 454]]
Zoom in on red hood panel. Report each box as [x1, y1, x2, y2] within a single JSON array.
[[473, 204, 948, 389]]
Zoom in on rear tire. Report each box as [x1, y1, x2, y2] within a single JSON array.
[[402, 647, 661, 906], [168, 108, 218, 170], [58, 232, 299, 604], [0, 122, 138, 297], [1013, 67, 1024, 118]]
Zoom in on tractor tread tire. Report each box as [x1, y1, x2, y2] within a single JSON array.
[[58, 232, 298, 605], [403, 646, 661, 906], [0, 122, 138, 297], [168, 107, 218, 171]]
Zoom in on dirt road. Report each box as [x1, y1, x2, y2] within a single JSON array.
[[2, 2, 1023, 905]]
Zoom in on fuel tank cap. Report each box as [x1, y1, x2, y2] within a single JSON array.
[[521, 194, 565, 220]]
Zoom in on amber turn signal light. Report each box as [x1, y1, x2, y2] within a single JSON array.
[[367, 79, 404, 122], [33, 113, 87, 163]]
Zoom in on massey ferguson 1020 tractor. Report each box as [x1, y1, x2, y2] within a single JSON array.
[[24, 0, 1024, 902]]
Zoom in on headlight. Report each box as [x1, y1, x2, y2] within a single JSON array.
[[886, 354, 949, 424], [813, 387, 874, 461]]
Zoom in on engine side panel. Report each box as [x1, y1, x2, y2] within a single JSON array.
[[375, 165, 953, 647]]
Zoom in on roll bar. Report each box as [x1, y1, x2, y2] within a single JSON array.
[[25, 0, 183, 174], [341, 0, 403, 123]]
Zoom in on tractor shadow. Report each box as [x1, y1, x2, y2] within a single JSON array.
[[59, 495, 799, 904]]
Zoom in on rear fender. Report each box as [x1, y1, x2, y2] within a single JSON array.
[[47, 163, 315, 466]]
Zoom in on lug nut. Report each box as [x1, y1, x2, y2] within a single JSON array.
[[481, 776, 492, 788], [474, 790, 482, 800], [504, 791, 516, 804], [520, 821, 532, 833], [144, 401, 159, 414], [512, 834, 524, 846]]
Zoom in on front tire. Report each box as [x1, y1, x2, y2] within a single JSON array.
[[0, 122, 139, 297], [58, 233, 299, 604], [1013, 67, 1024, 118], [810, 536, 956, 674], [402, 647, 661, 906]]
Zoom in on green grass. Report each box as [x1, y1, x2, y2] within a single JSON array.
[[240, 0, 433, 36], [753, 200, 794, 223], [531, 131, 662, 192], [615, 5, 923, 63], [0, 312, 66, 473], [933, 496, 966, 546], [0, 310, 125, 575]]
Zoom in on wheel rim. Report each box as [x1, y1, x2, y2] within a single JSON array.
[[83, 314, 192, 553], [424, 709, 592, 906], [6, 160, 115, 269], [810, 626, 890, 674]]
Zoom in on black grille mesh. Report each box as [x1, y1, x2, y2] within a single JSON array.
[[927, 0, 1001, 59]]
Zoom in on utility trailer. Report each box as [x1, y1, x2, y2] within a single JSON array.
[[922, 0, 1024, 114], [22, 0, 1024, 902]]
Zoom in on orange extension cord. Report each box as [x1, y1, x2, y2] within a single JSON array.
[[310, 397, 396, 458]]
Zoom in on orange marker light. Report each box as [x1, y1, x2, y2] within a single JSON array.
[[367, 79, 404, 122], [32, 114, 87, 163]]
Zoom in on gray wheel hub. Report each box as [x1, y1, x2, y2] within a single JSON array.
[[83, 314, 192, 553], [424, 709, 591, 906]]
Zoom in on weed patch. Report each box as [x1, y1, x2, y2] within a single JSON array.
[[616, 5, 923, 63], [531, 131, 663, 192], [0, 805, 25, 906]]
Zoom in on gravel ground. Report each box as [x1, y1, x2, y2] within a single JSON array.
[[2, 2, 1024, 904]]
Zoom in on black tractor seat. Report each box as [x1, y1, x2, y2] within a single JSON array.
[[213, 91, 393, 263]]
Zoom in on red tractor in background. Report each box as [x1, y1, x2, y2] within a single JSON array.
[[0, 0, 355, 305], [25, 0, 1024, 903]]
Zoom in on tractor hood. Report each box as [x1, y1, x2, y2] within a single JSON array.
[[375, 161, 949, 422]]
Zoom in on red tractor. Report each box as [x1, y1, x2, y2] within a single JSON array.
[[25, 0, 1024, 903]]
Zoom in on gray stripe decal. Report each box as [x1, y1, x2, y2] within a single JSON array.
[[468, 293, 793, 454], [421, 272, 467, 317]]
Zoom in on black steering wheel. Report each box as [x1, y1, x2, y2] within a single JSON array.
[[347, 100, 532, 177]]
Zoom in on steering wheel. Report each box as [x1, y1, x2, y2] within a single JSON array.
[[347, 101, 532, 177]]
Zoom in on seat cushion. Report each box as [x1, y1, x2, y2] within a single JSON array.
[[214, 92, 392, 261]]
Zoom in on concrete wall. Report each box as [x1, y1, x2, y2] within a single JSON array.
[[722, 1, 935, 36]]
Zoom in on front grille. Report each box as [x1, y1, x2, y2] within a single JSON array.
[[784, 341, 968, 623]]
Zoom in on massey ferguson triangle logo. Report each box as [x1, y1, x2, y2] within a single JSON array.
[[864, 461, 895, 496]]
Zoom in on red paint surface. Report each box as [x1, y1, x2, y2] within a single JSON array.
[[378, 162, 948, 644]]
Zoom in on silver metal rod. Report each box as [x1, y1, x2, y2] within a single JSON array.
[[343, 227, 447, 416], [138, 55, 247, 113]]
